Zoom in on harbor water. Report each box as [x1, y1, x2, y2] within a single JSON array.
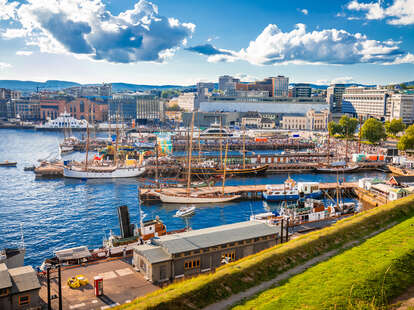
[[0, 129, 387, 267]]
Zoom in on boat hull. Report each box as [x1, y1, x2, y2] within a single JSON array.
[[263, 191, 322, 202], [190, 165, 268, 176], [387, 165, 414, 176], [64, 167, 145, 179], [314, 165, 359, 173], [158, 192, 240, 204], [0, 162, 17, 167]]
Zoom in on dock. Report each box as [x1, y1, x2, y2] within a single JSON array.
[[39, 258, 158, 310], [140, 182, 358, 202]]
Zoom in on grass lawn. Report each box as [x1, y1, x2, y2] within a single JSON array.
[[233, 216, 414, 310]]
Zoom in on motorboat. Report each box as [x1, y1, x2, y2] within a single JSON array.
[[263, 178, 322, 202], [0, 161, 17, 167], [174, 206, 196, 217]]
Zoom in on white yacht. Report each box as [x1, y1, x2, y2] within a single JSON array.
[[63, 165, 145, 179], [36, 112, 89, 130], [198, 122, 233, 138]]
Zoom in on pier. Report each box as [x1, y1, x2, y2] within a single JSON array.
[[139, 182, 358, 202]]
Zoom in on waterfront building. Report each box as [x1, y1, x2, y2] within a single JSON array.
[[241, 111, 262, 128], [273, 76, 289, 97], [281, 109, 330, 131], [387, 94, 414, 124], [39, 99, 67, 121], [226, 90, 270, 97], [236, 76, 289, 97], [0, 88, 21, 100], [14, 100, 40, 121], [133, 221, 280, 284], [182, 111, 240, 127], [291, 83, 311, 97], [219, 75, 240, 92], [0, 263, 41, 310], [326, 84, 346, 113], [176, 92, 196, 111], [110, 95, 163, 123]]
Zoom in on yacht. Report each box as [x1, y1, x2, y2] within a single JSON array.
[[263, 178, 322, 202], [36, 112, 89, 131], [63, 164, 145, 179], [198, 122, 233, 138]]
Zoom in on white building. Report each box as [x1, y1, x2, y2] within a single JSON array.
[[273, 76, 289, 97], [218, 75, 240, 92], [177, 93, 196, 112], [388, 94, 414, 124], [281, 109, 330, 131]]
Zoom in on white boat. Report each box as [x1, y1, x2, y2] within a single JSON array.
[[36, 112, 89, 130], [59, 136, 79, 154], [263, 178, 322, 202], [174, 206, 196, 217], [198, 122, 233, 138], [64, 165, 145, 179], [158, 192, 240, 204]]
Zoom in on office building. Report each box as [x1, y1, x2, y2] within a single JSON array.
[[342, 87, 389, 120], [235, 76, 289, 97], [388, 94, 414, 124], [273, 76, 289, 97], [110, 95, 163, 122], [326, 84, 346, 113], [219, 75, 240, 92], [14, 100, 40, 121], [133, 221, 281, 284], [291, 83, 311, 97]]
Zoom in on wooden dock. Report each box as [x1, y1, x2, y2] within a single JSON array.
[[140, 182, 358, 202]]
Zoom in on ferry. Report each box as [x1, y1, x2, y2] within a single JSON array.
[[263, 178, 322, 202], [35, 112, 89, 131]]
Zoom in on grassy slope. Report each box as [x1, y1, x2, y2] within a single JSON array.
[[234, 216, 414, 310], [117, 195, 414, 310]]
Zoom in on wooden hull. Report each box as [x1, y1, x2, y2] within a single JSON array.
[[387, 165, 414, 176], [190, 165, 268, 176], [0, 162, 17, 167], [158, 192, 240, 204], [64, 166, 145, 179]]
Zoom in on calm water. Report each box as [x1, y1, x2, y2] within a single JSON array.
[[0, 129, 387, 267]]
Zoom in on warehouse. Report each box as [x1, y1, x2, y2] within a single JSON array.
[[133, 220, 281, 284]]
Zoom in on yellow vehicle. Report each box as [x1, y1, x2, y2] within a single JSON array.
[[67, 275, 88, 289]]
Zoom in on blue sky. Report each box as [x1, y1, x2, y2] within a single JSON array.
[[0, 0, 413, 85]]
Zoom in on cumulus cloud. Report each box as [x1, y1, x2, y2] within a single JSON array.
[[0, 0, 17, 20], [0, 62, 12, 70], [0, 0, 195, 63], [346, 0, 414, 25], [185, 44, 232, 56], [301, 9, 309, 15], [16, 50, 32, 56], [188, 23, 414, 66]]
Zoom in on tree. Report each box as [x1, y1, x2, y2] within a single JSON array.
[[397, 124, 414, 150], [328, 121, 342, 136], [165, 104, 183, 111], [338, 115, 358, 138], [361, 118, 386, 144], [385, 119, 406, 136]]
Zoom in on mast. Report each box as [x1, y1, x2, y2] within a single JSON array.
[[219, 116, 223, 168], [186, 112, 195, 196], [336, 171, 340, 209], [327, 132, 330, 164], [358, 115, 362, 154], [114, 112, 119, 167], [85, 121, 90, 171], [155, 141, 159, 188], [242, 124, 246, 169], [222, 139, 229, 195]]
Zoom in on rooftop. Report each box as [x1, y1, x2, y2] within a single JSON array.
[[9, 265, 40, 294], [153, 221, 279, 255], [0, 263, 12, 289]]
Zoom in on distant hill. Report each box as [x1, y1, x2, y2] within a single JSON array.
[[290, 83, 377, 90], [0, 80, 194, 93]]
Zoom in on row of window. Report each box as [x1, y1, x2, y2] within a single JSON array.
[[184, 259, 200, 269]]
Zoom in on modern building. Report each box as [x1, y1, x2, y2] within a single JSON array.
[[14, 100, 40, 121], [387, 94, 414, 124], [110, 95, 163, 123], [235, 76, 289, 97], [0, 264, 41, 310], [291, 83, 312, 97], [219, 76, 240, 92], [176, 93, 196, 112], [272, 76, 289, 97], [64, 83, 112, 97], [326, 84, 346, 113], [133, 220, 281, 284], [0, 88, 21, 100], [281, 109, 330, 131]]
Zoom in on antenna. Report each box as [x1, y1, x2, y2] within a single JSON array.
[[20, 224, 25, 248]]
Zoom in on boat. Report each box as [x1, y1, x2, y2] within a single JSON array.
[[155, 113, 240, 204], [190, 164, 269, 177], [198, 122, 233, 138], [315, 160, 359, 173], [174, 206, 196, 217], [59, 136, 79, 154], [263, 178, 322, 202], [35, 112, 89, 131], [0, 161, 17, 167], [63, 122, 146, 179], [387, 164, 414, 176], [250, 211, 281, 226]]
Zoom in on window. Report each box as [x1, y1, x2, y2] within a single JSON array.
[[0, 288, 9, 296], [184, 259, 200, 270], [18, 295, 30, 305], [221, 251, 236, 262]]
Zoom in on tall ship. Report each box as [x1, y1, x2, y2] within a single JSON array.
[[35, 112, 89, 131], [315, 160, 359, 173], [63, 124, 145, 179]]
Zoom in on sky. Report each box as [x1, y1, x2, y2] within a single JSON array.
[[0, 0, 413, 85]]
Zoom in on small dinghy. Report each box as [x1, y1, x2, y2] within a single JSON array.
[[174, 206, 196, 218]]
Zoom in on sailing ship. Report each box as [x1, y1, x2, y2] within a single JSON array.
[[315, 160, 359, 173], [63, 121, 145, 179], [387, 164, 414, 176], [155, 113, 240, 204]]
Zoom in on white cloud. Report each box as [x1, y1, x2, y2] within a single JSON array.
[[383, 52, 414, 65], [301, 9, 308, 15], [16, 50, 32, 56], [0, 0, 195, 63], [233, 73, 259, 82], [346, 0, 414, 25], [0, 62, 12, 70], [0, 0, 18, 20], [194, 23, 413, 66]]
